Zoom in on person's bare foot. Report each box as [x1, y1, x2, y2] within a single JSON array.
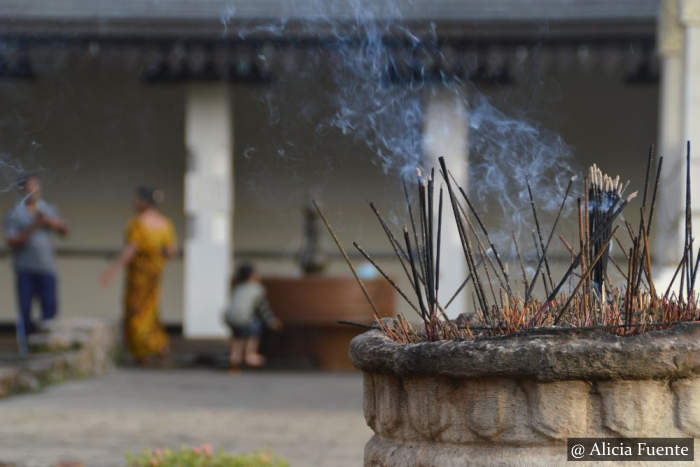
[[133, 357, 147, 367], [158, 344, 170, 359], [229, 352, 242, 369], [229, 355, 242, 370], [244, 352, 266, 368], [156, 355, 174, 369]]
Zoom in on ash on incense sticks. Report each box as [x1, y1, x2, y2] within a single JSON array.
[[317, 143, 700, 343]]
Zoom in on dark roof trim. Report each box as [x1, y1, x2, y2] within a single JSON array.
[[0, 18, 656, 44]]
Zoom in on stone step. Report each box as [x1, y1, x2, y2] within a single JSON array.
[[0, 318, 117, 399]]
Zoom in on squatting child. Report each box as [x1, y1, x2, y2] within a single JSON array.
[[223, 264, 282, 369]]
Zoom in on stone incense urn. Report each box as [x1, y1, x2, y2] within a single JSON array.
[[349, 324, 700, 466]]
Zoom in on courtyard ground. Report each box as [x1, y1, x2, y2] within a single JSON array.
[[0, 369, 370, 467]]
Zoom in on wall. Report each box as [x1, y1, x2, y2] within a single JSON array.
[[232, 60, 660, 320], [0, 52, 186, 324]]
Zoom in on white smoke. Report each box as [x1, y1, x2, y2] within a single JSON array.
[[224, 0, 577, 245], [0, 155, 33, 193]]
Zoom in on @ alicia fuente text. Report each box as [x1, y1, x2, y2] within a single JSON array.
[[567, 438, 693, 461]]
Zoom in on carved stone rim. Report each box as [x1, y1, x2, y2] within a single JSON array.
[[349, 322, 700, 381]]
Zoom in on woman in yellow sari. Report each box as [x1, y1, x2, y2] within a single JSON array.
[[100, 186, 177, 364]]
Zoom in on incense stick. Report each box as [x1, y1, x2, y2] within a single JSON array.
[[353, 241, 421, 317], [312, 200, 387, 332]]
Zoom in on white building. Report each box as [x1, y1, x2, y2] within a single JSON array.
[[0, 1, 681, 336]]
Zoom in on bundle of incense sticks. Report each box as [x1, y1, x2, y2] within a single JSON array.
[[587, 164, 635, 289], [315, 143, 700, 343]]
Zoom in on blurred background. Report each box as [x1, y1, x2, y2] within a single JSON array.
[[0, 0, 696, 465], [0, 0, 675, 330]]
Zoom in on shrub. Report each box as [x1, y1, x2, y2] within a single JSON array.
[[127, 445, 289, 467]]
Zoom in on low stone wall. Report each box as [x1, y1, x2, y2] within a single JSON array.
[[0, 317, 116, 398], [350, 325, 700, 466]]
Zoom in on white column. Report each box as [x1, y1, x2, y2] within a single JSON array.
[[655, 0, 687, 288], [183, 84, 233, 337], [423, 87, 469, 318], [680, 1, 700, 249], [682, 2, 700, 143]]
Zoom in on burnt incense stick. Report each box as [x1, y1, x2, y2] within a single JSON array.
[[686, 142, 693, 299], [312, 200, 386, 331], [640, 213, 656, 297], [353, 241, 421, 316], [416, 175, 431, 307], [403, 226, 429, 324], [435, 187, 443, 307], [444, 273, 472, 309], [457, 200, 511, 295], [692, 249, 700, 293], [426, 172, 437, 320], [647, 157, 663, 238], [680, 246, 687, 303], [369, 202, 429, 287], [641, 145, 654, 212], [614, 233, 631, 262], [554, 225, 619, 324], [623, 220, 637, 244], [625, 246, 635, 329], [428, 172, 436, 318], [531, 229, 551, 297], [476, 238, 499, 308], [607, 255, 629, 282], [513, 231, 528, 297], [559, 234, 575, 259], [525, 177, 574, 305], [369, 202, 414, 281], [438, 157, 490, 323], [337, 320, 374, 329], [578, 197, 587, 302], [462, 214, 491, 323], [447, 169, 513, 298], [584, 176, 591, 309], [443, 258, 486, 310], [633, 146, 655, 293], [527, 181, 554, 291], [403, 179, 426, 279]]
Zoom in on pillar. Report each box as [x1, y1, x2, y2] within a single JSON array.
[[680, 1, 700, 255], [183, 84, 233, 337], [655, 0, 684, 265], [681, 1, 700, 147], [655, 0, 700, 289], [422, 87, 469, 318]]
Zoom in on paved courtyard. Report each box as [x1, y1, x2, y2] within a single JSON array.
[[0, 369, 371, 467]]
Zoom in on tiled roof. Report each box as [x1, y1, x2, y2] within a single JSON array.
[[0, 0, 660, 39], [0, 0, 659, 22]]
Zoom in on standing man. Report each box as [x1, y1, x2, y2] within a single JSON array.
[[4, 175, 67, 354]]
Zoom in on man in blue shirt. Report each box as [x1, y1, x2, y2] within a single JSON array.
[[4, 175, 68, 354]]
